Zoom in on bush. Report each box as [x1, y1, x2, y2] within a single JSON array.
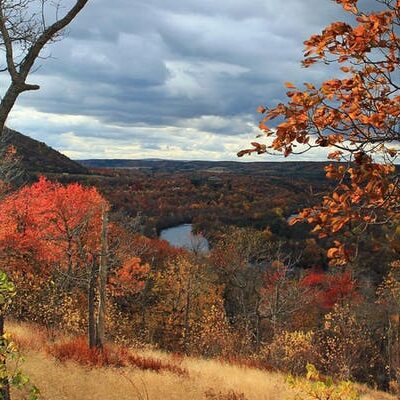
[[10, 275, 87, 335], [191, 302, 237, 357], [47, 337, 188, 376], [261, 330, 317, 375], [316, 304, 380, 383], [287, 363, 360, 400]]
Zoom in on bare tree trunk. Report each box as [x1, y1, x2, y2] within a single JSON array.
[[0, 315, 10, 400], [0, 85, 22, 135], [272, 284, 279, 336], [96, 208, 108, 348], [183, 276, 191, 354], [88, 263, 97, 348]]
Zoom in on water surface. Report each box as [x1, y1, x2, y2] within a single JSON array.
[[160, 224, 209, 253]]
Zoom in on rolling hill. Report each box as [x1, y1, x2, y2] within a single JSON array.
[[0, 128, 333, 182], [79, 158, 330, 181], [3, 127, 88, 175]]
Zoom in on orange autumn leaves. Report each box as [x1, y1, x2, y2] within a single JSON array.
[[239, 0, 400, 265], [0, 176, 108, 270], [0, 177, 147, 292], [109, 258, 149, 297]]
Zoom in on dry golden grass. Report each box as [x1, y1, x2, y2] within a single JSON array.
[[6, 322, 396, 400]]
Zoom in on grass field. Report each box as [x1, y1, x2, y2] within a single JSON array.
[[7, 322, 396, 400]]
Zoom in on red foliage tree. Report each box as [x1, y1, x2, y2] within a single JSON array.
[[0, 176, 107, 273], [0, 177, 110, 346]]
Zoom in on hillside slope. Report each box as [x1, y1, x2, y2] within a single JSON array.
[[3, 128, 88, 175], [8, 322, 396, 400]]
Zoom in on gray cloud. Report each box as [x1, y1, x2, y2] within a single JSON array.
[[3, 0, 369, 160]]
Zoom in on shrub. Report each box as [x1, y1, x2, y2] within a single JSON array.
[[10, 274, 87, 335], [261, 330, 317, 375], [127, 353, 188, 376], [47, 337, 125, 367], [316, 303, 380, 383], [191, 301, 244, 358], [287, 363, 360, 400], [47, 337, 188, 376]]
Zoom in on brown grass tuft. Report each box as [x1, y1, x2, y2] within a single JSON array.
[[9, 321, 49, 352], [219, 355, 273, 372], [205, 388, 248, 399]]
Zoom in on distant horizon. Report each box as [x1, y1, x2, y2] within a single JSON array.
[[9, 126, 395, 165], [76, 157, 332, 163]]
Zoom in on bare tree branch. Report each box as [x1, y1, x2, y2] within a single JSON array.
[[0, 0, 90, 134]]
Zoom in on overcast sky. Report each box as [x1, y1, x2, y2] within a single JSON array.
[[5, 0, 355, 161]]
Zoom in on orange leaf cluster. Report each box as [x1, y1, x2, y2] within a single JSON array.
[[109, 257, 150, 297], [0, 176, 109, 273], [241, 0, 400, 264]]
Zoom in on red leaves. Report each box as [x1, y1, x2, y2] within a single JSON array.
[[237, 149, 252, 158], [340, 66, 351, 73], [47, 336, 188, 375], [303, 9, 395, 63], [327, 151, 343, 161], [109, 257, 149, 297], [299, 157, 397, 265], [301, 269, 359, 309], [0, 176, 109, 273], [130, 235, 185, 267]]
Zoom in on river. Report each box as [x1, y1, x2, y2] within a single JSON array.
[[159, 223, 210, 253]]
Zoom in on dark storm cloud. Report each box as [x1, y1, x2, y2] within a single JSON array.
[[5, 0, 375, 159]]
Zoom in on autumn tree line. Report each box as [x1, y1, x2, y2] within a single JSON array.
[[59, 166, 321, 239], [0, 171, 399, 392]]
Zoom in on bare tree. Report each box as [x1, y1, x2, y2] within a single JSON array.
[[0, 0, 89, 134]]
